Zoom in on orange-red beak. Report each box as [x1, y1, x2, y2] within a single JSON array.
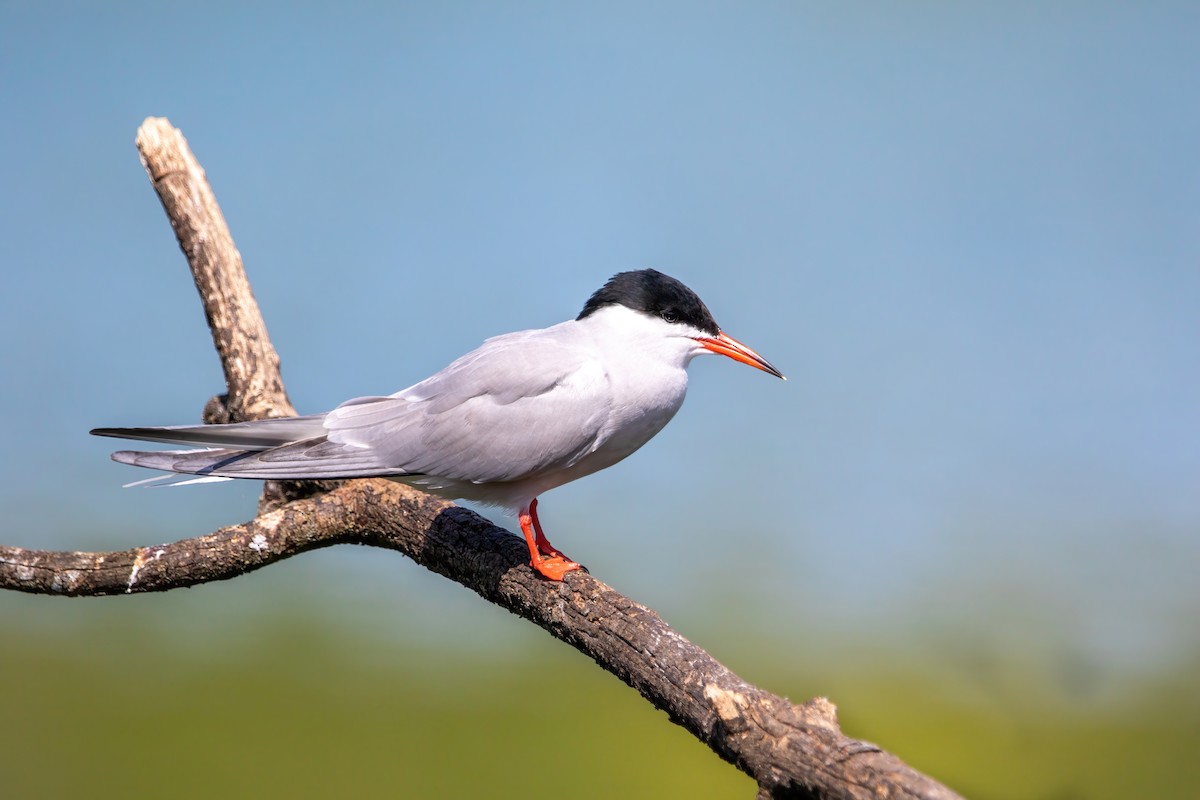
[[695, 331, 785, 379]]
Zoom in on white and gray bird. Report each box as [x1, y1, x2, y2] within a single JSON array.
[[93, 269, 783, 580]]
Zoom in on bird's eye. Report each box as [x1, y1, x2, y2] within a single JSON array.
[[661, 310, 678, 323]]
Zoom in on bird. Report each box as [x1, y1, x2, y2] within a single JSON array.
[[92, 269, 784, 581]]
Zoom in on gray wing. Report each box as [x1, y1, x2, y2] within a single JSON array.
[[94, 415, 412, 479], [92, 415, 328, 449], [108, 437, 416, 479], [325, 326, 612, 484], [97, 323, 613, 483]]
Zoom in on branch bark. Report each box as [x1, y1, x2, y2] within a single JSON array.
[[136, 117, 295, 424], [0, 118, 963, 800]]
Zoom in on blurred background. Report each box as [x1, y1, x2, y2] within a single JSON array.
[[1, 2, 1197, 797]]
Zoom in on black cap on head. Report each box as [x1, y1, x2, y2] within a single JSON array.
[[577, 269, 720, 336]]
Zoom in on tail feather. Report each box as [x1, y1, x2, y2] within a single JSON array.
[[111, 447, 255, 475], [91, 415, 328, 450], [108, 438, 417, 481], [123, 472, 234, 488], [96, 415, 419, 482]]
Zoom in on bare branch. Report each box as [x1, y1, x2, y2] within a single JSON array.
[[136, 117, 295, 423], [0, 118, 963, 800], [0, 480, 958, 800]]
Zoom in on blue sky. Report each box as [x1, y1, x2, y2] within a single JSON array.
[[1, 2, 1197, 683]]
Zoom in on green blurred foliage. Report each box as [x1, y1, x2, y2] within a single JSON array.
[[2, 584, 1197, 799]]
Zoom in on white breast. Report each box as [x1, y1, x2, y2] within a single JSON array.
[[549, 304, 694, 481], [407, 304, 698, 511]]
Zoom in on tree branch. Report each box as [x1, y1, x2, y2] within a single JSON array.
[[0, 118, 962, 800], [136, 117, 295, 424]]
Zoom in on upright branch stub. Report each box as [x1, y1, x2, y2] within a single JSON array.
[[135, 117, 295, 423]]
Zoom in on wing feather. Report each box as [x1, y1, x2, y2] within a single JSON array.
[[111, 437, 415, 479], [325, 325, 612, 483], [99, 321, 615, 487], [91, 416, 328, 450]]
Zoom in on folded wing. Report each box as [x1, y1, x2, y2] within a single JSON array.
[[94, 324, 614, 484]]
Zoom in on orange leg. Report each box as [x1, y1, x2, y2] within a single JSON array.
[[519, 498, 581, 581], [530, 498, 568, 558]]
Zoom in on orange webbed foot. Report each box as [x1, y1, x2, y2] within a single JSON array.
[[531, 555, 583, 581]]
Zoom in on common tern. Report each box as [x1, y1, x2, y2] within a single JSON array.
[[93, 269, 784, 580]]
